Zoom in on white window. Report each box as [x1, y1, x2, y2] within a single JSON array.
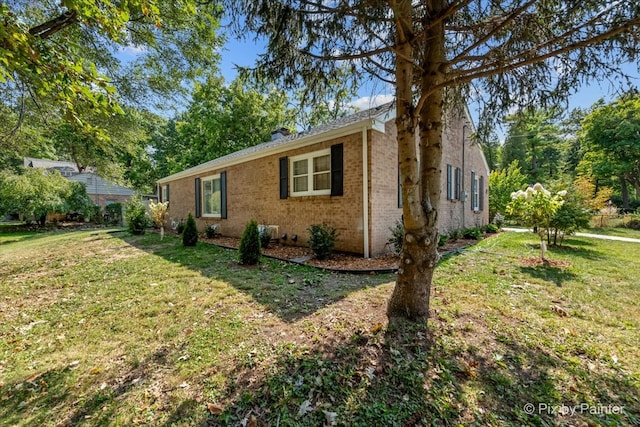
[[202, 174, 221, 217], [290, 149, 331, 196], [472, 172, 480, 211]]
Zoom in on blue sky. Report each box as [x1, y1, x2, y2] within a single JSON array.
[[218, 31, 639, 137]]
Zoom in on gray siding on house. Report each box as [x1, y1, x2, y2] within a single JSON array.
[[67, 174, 136, 197]]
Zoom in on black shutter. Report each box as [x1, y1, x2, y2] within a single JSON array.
[[470, 172, 476, 211], [479, 175, 484, 211], [220, 171, 227, 219], [166, 184, 170, 202], [195, 178, 201, 218], [446, 164, 452, 200], [330, 143, 343, 196], [455, 167, 461, 200], [279, 157, 288, 199]]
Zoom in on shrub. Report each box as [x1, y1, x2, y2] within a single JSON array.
[[307, 223, 338, 260], [92, 205, 104, 224], [259, 226, 272, 249], [448, 228, 461, 242], [176, 222, 185, 234], [483, 223, 500, 234], [182, 213, 198, 246], [239, 220, 261, 265], [205, 224, 218, 238], [462, 227, 482, 240], [438, 234, 448, 247], [388, 219, 404, 254], [105, 203, 123, 225], [125, 197, 150, 235]]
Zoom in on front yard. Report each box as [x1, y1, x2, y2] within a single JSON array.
[[0, 229, 638, 426]]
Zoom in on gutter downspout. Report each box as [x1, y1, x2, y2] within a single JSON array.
[[461, 124, 468, 228], [362, 126, 369, 258]]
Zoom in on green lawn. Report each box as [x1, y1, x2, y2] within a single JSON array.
[[0, 229, 638, 426]]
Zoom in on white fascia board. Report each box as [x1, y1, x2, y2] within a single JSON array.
[[158, 119, 378, 184]]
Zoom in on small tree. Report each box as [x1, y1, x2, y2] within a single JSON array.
[[125, 197, 150, 235], [506, 183, 564, 260], [307, 223, 338, 260], [149, 200, 169, 240], [549, 193, 590, 246], [182, 213, 198, 246], [489, 161, 528, 221], [238, 220, 261, 265]]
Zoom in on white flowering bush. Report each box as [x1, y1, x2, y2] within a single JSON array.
[[149, 200, 169, 240], [507, 183, 565, 260]]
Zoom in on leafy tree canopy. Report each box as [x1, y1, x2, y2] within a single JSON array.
[[1, 0, 223, 141]]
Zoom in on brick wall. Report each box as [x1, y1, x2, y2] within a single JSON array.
[[164, 133, 366, 254], [367, 111, 489, 255]]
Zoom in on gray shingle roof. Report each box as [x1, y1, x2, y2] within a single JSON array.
[[68, 173, 136, 197], [159, 102, 395, 182]]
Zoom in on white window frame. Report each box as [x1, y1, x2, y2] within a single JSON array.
[[472, 173, 480, 211], [161, 185, 169, 202], [201, 174, 222, 218], [290, 149, 332, 197]]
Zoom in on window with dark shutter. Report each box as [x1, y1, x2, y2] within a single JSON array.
[[220, 171, 227, 219], [194, 177, 201, 218], [455, 167, 461, 200], [330, 143, 343, 196]]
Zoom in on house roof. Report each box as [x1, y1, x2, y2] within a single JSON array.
[[24, 157, 80, 172], [158, 102, 395, 184], [67, 173, 136, 197]]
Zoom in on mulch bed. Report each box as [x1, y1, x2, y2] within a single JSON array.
[[200, 235, 479, 272]]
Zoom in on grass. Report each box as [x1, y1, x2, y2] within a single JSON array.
[[0, 229, 638, 426]]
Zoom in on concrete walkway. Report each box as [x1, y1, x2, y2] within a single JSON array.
[[503, 227, 640, 243]]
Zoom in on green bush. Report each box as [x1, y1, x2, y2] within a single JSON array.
[[259, 226, 272, 249], [308, 223, 338, 260], [105, 203, 123, 225], [483, 223, 500, 234], [462, 227, 482, 240], [92, 205, 104, 224], [448, 228, 461, 242], [388, 219, 404, 253], [182, 213, 198, 246], [125, 197, 150, 235], [205, 224, 218, 238], [438, 234, 448, 247], [239, 220, 261, 265], [176, 222, 185, 234]]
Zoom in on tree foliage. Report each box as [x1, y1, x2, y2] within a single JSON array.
[[1, 1, 222, 140], [489, 161, 528, 221], [0, 168, 92, 224], [580, 93, 640, 209], [222, 0, 640, 321]]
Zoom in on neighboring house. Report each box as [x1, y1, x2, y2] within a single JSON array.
[[157, 102, 489, 257], [24, 158, 137, 210]]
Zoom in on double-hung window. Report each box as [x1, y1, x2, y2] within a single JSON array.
[[290, 149, 331, 196], [202, 174, 222, 217], [471, 172, 480, 211]]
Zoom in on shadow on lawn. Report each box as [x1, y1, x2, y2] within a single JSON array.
[[194, 318, 638, 426], [0, 346, 175, 427], [519, 265, 578, 287], [124, 234, 395, 323]]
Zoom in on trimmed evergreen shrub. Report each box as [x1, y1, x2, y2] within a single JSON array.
[[125, 197, 150, 235], [308, 223, 338, 260], [182, 213, 198, 246], [483, 223, 500, 234], [388, 219, 404, 254], [239, 220, 261, 265]]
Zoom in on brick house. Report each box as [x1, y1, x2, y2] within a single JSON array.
[[157, 102, 489, 257]]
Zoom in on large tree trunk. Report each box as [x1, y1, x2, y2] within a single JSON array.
[[387, 0, 445, 323], [620, 175, 629, 209]]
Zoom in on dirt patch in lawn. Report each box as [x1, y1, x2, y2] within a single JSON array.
[[199, 235, 479, 272]]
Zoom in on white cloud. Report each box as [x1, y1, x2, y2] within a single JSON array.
[[349, 93, 395, 110], [118, 44, 147, 56]]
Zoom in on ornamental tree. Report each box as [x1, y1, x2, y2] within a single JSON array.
[[148, 200, 169, 240], [507, 183, 565, 259]]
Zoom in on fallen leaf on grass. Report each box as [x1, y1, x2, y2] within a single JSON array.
[[322, 410, 338, 426], [207, 402, 224, 414], [298, 399, 313, 416], [370, 323, 383, 334]]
